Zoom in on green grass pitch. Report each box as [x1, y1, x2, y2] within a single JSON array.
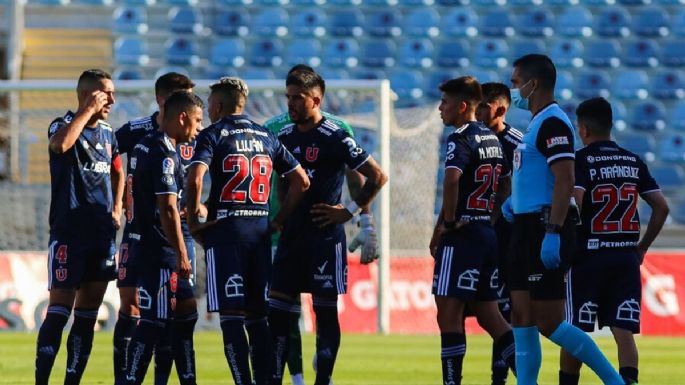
[[1, 332, 684, 384]]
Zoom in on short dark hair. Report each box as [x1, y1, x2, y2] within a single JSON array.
[[163, 91, 204, 123], [513, 54, 556, 91], [481, 82, 511, 106], [286, 70, 326, 96], [210, 77, 249, 113], [155, 72, 195, 98], [439, 76, 483, 108], [287, 64, 315, 76], [576, 97, 613, 136], [77, 69, 111, 90]]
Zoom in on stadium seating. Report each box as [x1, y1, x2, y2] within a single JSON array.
[[213, 9, 249, 36], [329, 9, 364, 37], [113, 36, 149, 66], [611, 100, 629, 131], [426, 69, 459, 98], [672, 8, 685, 36], [435, 40, 470, 68], [119, 0, 155, 4], [286, 38, 322, 67], [441, 8, 478, 37], [366, 9, 402, 37], [550, 38, 584, 68], [661, 40, 685, 67], [651, 164, 685, 193], [516, 9, 555, 37], [249, 39, 284, 67], [389, 69, 424, 100], [632, 6, 670, 37], [479, 9, 515, 37], [165, 37, 200, 66], [361, 40, 397, 68], [473, 39, 509, 68], [575, 70, 611, 99], [555, 70, 574, 100], [324, 38, 359, 68], [594, 7, 631, 37], [113, 6, 148, 34], [556, 6, 593, 37], [584, 39, 621, 68], [209, 38, 245, 67], [253, 8, 288, 37], [611, 69, 649, 100], [290, 9, 326, 37], [112, 67, 144, 80], [622, 39, 660, 68], [629, 99, 667, 131], [168, 6, 203, 35], [616, 131, 657, 162], [510, 39, 546, 60], [398, 38, 434, 69], [404, 7, 439, 37], [659, 133, 685, 163], [671, 100, 685, 131]]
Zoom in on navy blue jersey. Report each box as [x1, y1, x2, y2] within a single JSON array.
[[48, 111, 119, 239], [496, 123, 523, 172], [575, 140, 660, 251], [445, 121, 509, 223], [278, 118, 370, 237], [191, 115, 300, 229], [129, 131, 184, 268]]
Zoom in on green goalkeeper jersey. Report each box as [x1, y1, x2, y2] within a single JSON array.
[[264, 111, 354, 245]]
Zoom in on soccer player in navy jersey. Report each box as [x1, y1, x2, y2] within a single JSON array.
[[502, 54, 625, 385], [474, 82, 523, 385], [267, 70, 388, 385], [35, 69, 123, 385], [428, 77, 517, 385], [113, 72, 196, 385], [118, 91, 204, 385], [558, 97, 669, 385], [186, 77, 309, 385]]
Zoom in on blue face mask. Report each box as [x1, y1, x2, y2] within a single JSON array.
[[511, 80, 534, 110]]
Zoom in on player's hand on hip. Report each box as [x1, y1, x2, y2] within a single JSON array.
[[310, 203, 353, 227], [501, 197, 514, 223], [540, 232, 561, 269], [177, 256, 192, 279], [349, 214, 378, 264], [188, 219, 217, 246]]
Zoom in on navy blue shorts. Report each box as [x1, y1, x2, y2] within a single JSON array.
[[47, 234, 116, 290], [432, 223, 499, 302], [137, 267, 194, 321], [271, 232, 347, 297], [566, 249, 642, 333]]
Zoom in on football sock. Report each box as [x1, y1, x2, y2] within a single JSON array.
[[291, 373, 306, 385], [121, 319, 162, 385], [559, 370, 581, 385], [549, 322, 623, 385], [312, 297, 340, 385], [154, 321, 173, 385], [268, 298, 296, 385], [495, 329, 517, 375], [287, 306, 304, 376], [35, 304, 71, 385], [220, 315, 252, 385], [441, 332, 466, 385], [173, 312, 198, 385], [620, 366, 639, 384], [246, 316, 271, 385], [491, 332, 512, 385], [513, 326, 542, 385], [113, 312, 139, 383], [64, 308, 98, 385]]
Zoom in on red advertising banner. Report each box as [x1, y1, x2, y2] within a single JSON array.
[[640, 251, 685, 335]]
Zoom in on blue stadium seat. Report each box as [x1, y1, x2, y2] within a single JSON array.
[[671, 100, 685, 131], [550, 39, 584, 68], [404, 8, 440, 37], [580, 0, 614, 5], [426, 70, 459, 98], [241, 68, 276, 79], [213, 10, 249, 36], [291, 0, 325, 5], [318, 67, 350, 79], [361, 40, 397, 68], [558, 99, 580, 123], [611, 100, 629, 131], [389, 69, 424, 100], [508, 0, 543, 5], [365, 0, 398, 6], [616, 131, 656, 162], [651, 70, 685, 99], [112, 67, 144, 81], [479, 10, 515, 37], [204, 66, 239, 80], [327, 0, 361, 5], [555, 70, 574, 100], [290, 9, 326, 37], [366, 9, 402, 37], [254, 0, 289, 5], [253, 8, 289, 37], [119, 0, 155, 4], [329, 9, 364, 37], [399, 38, 433, 68], [215, 0, 250, 4], [585, 39, 621, 68], [113, 36, 149, 65], [658, 133, 685, 163], [545, 0, 577, 5], [650, 164, 685, 192], [672, 8, 685, 36], [472, 0, 507, 6], [286, 38, 322, 67], [113, 6, 148, 34], [398, 0, 434, 5], [473, 39, 509, 68], [618, 0, 649, 5], [209, 38, 245, 67], [595, 7, 631, 37], [510, 39, 545, 60], [25, 0, 70, 4], [441, 8, 479, 37], [612, 69, 649, 100], [165, 37, 199, 66], [506, 107, 532, 130], [77, 0, 113, 4], [250, 39, 284, 67], [436, 40, 470, 68], [623, 39, 660, 68], [353, 68, 386, 80], [436, 0, 467, 5], [468, 68, 499, 83], [668, 200, 685, 225], [575, 70, 611, 99], [168, 7, 203, 35], [323, 38, 359, 68], [629, 99, 667, 131], [661, 40, 685, 67], [556, 6, 593, 37], [632, 6, 669, 37], [516, 9, 554, 37]]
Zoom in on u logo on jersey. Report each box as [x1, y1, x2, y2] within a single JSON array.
[[179, 145, 194, 160], [306, 147, 319, 162]]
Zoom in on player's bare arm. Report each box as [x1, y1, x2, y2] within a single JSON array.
[[111, 155, 125, 230], [548, 159, 575, 226], [185, 162, 216, 243], [271, 165, 310, 232], [345, 167, 370, 213], [157, 192, 191, 279], [311, 156, 388, 226], [49, 90, 110, 154], [638, 191, 670, 262]]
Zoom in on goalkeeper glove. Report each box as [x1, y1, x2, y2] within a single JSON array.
[[348, 213, 379, 264]]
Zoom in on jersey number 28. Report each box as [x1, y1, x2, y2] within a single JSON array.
[[221, 154, 272, 204]]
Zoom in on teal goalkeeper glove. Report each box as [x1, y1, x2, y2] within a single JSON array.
[[540, 232, 561, 269]]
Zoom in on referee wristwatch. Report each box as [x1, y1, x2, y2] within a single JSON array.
[[545, 223, 562, 234]]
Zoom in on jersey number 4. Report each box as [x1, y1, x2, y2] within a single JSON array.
[[467, 164, 503, 211], [221, 154, 272, 204], [591, 183, 639, 234]]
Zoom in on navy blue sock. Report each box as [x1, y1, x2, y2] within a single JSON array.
[[620, 366, 638, 384], [35, 305, 71, 385], [312, 297, 340, 385], [559, 370, 580, 385], [220, 315, 252, 385], [246, 316, 271, 385], [121, 319, 162, 385], [64, 308, 98, 385], [286, 308, 304, 376], [441, 332, 466, 385], [268, 298, 296, 385], [113, 312, 139, 383], [491, 337, 509, 385], [495, 330, 516, 376], [154, 321, 173, 385], [173, 312, 198, 385]]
